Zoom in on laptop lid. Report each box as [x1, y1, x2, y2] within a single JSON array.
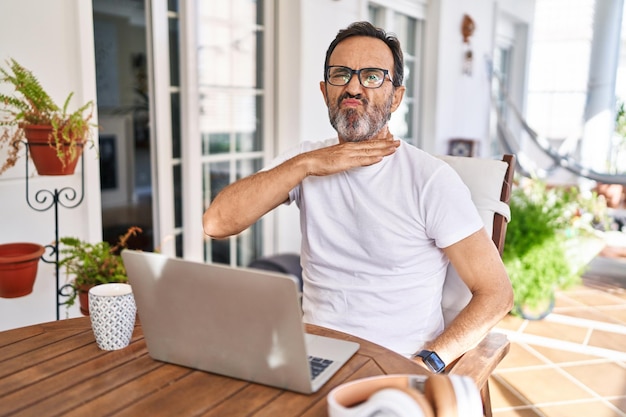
[[121, 249, 359, 394]]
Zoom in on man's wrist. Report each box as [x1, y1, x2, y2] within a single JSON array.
[[411, 349, 446, 374]]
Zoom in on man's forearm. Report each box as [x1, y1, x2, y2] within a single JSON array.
[[421, 286, 513, 367], [203, 156, 308, 239]]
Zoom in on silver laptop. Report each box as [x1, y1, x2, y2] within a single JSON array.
[[121, 249, 359, 394]]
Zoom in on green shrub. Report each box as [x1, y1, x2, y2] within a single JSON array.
[[503, 181, 582, 311]]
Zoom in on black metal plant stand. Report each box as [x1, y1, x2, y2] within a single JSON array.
[[24, 142, 85, 320]]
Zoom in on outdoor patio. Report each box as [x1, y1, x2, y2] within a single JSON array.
[[490, 233, 626, 417]]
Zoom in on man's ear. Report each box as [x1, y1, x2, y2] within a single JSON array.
[[390, 85, 406, 113], [320, 81, 329, 105]]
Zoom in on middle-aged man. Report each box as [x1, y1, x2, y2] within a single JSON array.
[[203, 21, 513, 373]]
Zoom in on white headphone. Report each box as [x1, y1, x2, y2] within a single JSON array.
[[327, 374, 483, 417]]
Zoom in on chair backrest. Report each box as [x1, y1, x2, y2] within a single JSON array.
[[248, 253, 303, 292], [437, 154, 515, 326]]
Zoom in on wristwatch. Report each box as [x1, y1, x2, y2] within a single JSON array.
[[413, 349, 446, 373]]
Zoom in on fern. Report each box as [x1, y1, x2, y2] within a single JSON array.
[[0, 58, 95, 174], [58, 227, 142, 308]]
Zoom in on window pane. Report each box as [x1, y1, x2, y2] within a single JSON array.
[[210, 239, 230, 264], [203, 160, 230, 207], [173, 163, 182, 228], [197, 1, 263, 89], [235, 158, 263, 266], [176, 234, 183, 258], [169, 17, 180, 86], [200, 92, 261, 154], [237, 220, 262, 266], [394, 14, 416, 53], [197, 0, 260, 25], [390, 99, 413, 143], [203, 132, 230, 154], [256, 0, 264, 25], [174, 163, 183, 257], [237, 157, 263, 181], [236, 94, 263, 152], [171, 91, 181, 158], [368, 5, 383, 27], [200, 92, 231, 154], [197, 28, 262, 88], [404, 60, 415, 96], [197, 0, 266, 265]]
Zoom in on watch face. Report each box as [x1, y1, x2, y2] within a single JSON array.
[[422, 351, 446, 373]]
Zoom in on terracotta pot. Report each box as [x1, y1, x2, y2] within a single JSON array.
[[0, 242, 45, 298], [515, 293, 555, 321], [23, 124, 83, 176], [78, 284, 95, 316]]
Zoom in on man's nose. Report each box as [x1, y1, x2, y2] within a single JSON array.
[[344, 72, 364, 94]]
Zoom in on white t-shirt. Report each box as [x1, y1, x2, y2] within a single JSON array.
[[267, 138, 483, 356]]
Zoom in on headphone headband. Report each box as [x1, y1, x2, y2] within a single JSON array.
[[327, 373, 483, 417], [328, 374, 427, 417]]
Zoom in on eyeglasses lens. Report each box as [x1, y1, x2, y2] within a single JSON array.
[[327, 67, 386, 88]]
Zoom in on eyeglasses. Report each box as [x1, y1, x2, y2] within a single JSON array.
[[325, 66, 393, 89]]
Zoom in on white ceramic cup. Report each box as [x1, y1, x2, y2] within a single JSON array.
[[88, 283, 137, 350]]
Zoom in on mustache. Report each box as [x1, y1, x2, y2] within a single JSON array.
[[337, 92, 368, 107]]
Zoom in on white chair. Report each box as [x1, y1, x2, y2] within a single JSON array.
[[437, 153, 515, 417]]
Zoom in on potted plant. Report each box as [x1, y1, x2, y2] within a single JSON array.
[[58, 226, 142, 315], [0, 58, 95, 175], [503, 179, 608, 319]]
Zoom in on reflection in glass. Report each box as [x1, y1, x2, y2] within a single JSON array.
[[197, 0, 263, 89], [200, 92, 262, 154]]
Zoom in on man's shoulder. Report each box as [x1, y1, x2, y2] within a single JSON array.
[[396, 141, 450, 173]]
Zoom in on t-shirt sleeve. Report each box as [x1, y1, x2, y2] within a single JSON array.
[[423, 163, 484, 249]]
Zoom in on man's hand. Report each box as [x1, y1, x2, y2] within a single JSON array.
[[300, 138, 400, 177]]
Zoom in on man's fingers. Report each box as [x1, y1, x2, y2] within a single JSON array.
[[307, 139, 400, 176]]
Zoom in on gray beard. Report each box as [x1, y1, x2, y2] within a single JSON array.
[[329, 95, 393, 142]]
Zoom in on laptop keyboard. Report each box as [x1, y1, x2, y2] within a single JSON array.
[[308, 356, 334, 380]]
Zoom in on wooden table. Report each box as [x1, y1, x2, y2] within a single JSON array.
[[0, 317, 428, 416]]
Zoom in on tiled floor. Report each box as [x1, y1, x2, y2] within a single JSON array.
[[489, 253, 626, 417]]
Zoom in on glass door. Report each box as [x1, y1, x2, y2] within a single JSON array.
[[146, 0, 273, 264], [196, 1, 272, 266]]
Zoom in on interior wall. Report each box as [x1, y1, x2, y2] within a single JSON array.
[[0, 0, 99, 330], [432, 0, 496, 156]]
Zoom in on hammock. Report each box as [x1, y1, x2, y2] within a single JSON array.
[[494, 83, 626, 185]]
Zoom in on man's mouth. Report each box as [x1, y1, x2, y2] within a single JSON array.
[[341, 98, 362, 108]]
